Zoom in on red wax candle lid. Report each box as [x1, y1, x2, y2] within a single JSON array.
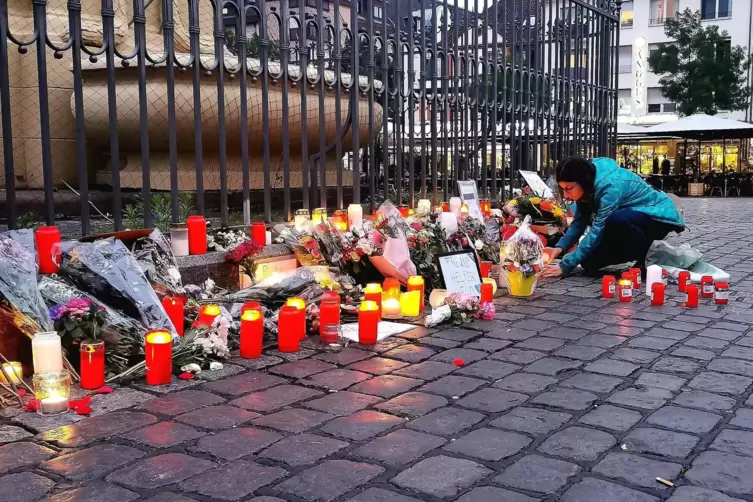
[[716, 281, 729, 288]]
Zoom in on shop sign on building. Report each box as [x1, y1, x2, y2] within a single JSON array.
[[632, 37, 647, 117]]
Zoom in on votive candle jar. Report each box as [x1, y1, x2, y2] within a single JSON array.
[[407, 276, 425, 312], [480, 282, 494, 303], [319, 298, 341, 342], [382, 297, 402, 319], [333, 210, 348, 231], [251, 222, 267, 246], [400, 291, 421, 317], [480, 262, 493, 278], [240, 309, 264, 359], [170, 223, 189, 257], [32, 331, 64, 374], [80, 339, 105, 390], [278, 306, 301, 352], [479, 199, 491, 216], [358, 301, 380, 344], [33, 370, 71, 415], [294, 209, 311, 230], [618, 279, 633, 302], [441, 202, 450, 212], [629, 268, 641, 289], [241, 301, 263, 315], [35, 226, 62, 275], [286, 298, 306, 340], [0, 362, 22, 385], [715, 281, 729, 305], [678, 271, 690, 292], [602, 275, 616, 298], [650, 283, 666, 306], [364, 283, 383, 317], [685, 284, 699, 308], [700, 275, 714, 298], [145, 330, 172, 385], [348, 204, 363, 229], [399, 205, 412, 218], [312, 208, 327, 225], [162, 296, 185, 337], [383, 277, 401, 300], [187, 215, 208, 255], [196, 304, 221, 328]]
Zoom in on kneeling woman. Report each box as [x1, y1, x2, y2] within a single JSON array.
[[540, 156, 685, 278]]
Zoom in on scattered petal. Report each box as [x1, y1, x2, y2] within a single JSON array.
[[23, 398, 39, 412], [96, 386, 114, 394], [178, 372, 195, 380], [453, 358, 466, 367], [17, 389, 26, 397], [74, 405, 92, 415], [69, 395, 91, 410]]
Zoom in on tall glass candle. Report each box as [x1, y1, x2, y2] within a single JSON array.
[[364, 283, 383, 318], [333, 210, 348, 231], [479, 199, 491, 216], [618, 279, 633, 303], [480, 262, 492, 278], [382, 297, 402, 319], [358, 301, 380, 344], [162, 296, 185, 336], [187, 215, 207, 255], [145, 330, 172, 385], [400, 291, 421, 317], [629, 267, 642, 289], [700, 275, 714, 298], [715, 282, 729, 305], [294, 209, 311, 230], [0, 362, 23, 385], [170, 223, 189, 257], [383, 278, 401, 300], [35, 226, 62, 275], [407, 276, 425, 312], [319, 298, 341, 342], [312, 208, 327, 225], [602, 275, 616, 298], [286, 298, 307, 340], [459, 204, 469, 220], [278, 306, 301, 352], [240, 309, 264, 359], [399, 205, 411, 217], [441, 202, 450, 212], [685, 284, 699, 308], [196, 304, 221, 328], [480, 282, 494, 303], [348, 204, 363, 229], [678, 271, 690, 292], [650, 283, 665, 306], [80, 339, 105, 390], [32, 332, 63, 374], [33, 370, 70, 415], [251, 222, 267, 246]]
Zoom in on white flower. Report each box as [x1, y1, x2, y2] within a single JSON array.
[[209, 361, 224, 371], [474, 239, 484, 250], [181, 363, 202, 373], [203, 278, 216, 293]]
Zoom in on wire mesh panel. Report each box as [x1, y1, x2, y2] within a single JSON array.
[[0, 0, 619, 235]]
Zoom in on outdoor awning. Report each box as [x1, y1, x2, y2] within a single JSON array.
[[617, 123, 648, 135], [641, 113, 753, 140]]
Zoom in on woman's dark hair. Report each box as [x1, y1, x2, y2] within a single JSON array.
[[556, 155, 596, 194]]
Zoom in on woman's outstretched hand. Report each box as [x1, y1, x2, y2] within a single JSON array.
[[540, 264, 564, 279]]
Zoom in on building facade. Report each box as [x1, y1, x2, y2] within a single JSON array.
[[618, 0, 753, 125]]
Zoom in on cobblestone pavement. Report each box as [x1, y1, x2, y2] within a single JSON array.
[[3, 198, 753, 502]]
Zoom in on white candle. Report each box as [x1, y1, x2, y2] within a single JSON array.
[[170, 224, 189, 257], [382, 298, 401, 318], [416, 199, 431, 216], [449, 197, 462, 215], [645, 264, 663, 296], [348, 204, 363, 230], [40, 395, 69, 414], [32, 332, 63, 374], [265, 231, 272, 246]]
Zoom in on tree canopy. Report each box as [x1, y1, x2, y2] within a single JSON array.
[[647, 8, 752, 116]]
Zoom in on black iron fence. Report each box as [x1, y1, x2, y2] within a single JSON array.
[[1, 0, 620, 235]]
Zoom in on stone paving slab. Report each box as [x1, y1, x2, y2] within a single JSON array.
[[4, 199, 753, 501]]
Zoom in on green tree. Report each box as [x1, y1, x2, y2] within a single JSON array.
[[647, 8, 752, 116]]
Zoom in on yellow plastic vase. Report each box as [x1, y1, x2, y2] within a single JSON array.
[[507, 271, 537, 297]]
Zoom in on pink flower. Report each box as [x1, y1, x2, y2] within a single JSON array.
[[66, 298, 92, 311], [475, 301, 496, 320]]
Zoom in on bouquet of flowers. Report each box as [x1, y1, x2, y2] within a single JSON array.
[[225, 240, 264, 278], [500, 217, 544, 296], [503, 187, 567, 225], [132, 229, 183, 297], [208, 227, 249, 252], [425, 293, 495, 327], [50, 298, 106, 342]]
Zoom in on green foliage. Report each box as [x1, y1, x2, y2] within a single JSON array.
[[224, 28, 280, 62], [16, 212, 42, 230], [647, 8, 753, 116], [124, 193, 193, 233]]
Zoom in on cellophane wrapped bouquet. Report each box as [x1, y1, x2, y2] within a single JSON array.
[[499, 217, 544, 296]]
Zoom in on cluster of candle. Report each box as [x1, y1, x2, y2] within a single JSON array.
[[602, 267, 730, 308]]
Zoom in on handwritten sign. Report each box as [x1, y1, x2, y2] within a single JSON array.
[[519, 170, 554, 199], [437, 250, 482, 296]]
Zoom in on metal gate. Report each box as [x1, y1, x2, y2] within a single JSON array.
[[1, 0, 620, 235]]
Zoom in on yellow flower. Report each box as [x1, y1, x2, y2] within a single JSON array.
[[529, 197, 542, 205], [552, 208, 564, 218], [509, 200, 518, 206]]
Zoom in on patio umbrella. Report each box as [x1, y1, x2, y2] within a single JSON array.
[[641, 114, 753, 140]]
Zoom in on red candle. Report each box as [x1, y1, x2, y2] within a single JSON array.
[[240, 309, 264, 358], [618, 279, 633, 302], [250, 222, 266, 246], [333, 210, 348, 231], [278, 306, 300, 352], [286, 298, 307, 340], [715, 281, 729, 305], [480, 282, 494, 303], [700, 275, 714, 298], [602, 275, 616, 298], [650, 283, 665, 306], [399, 206, 411, 217], [441, 202, 449, 212], [480, 261, 493, 278], [629, 268, 642, 289], [35, 226, 62, 275], [196, 304, 220, 328], [161, 296, 185, 337], [479, 199, 491, 216], [678, 271, 690, 292], [319, 297, 341, 344], [145, 330, 172, 385], [241, 301, 262, 315], [364, 283, 383, 318], [322, 291, 340, 302], [79, 339, 105, 390], [383, 278, 401, 299], [358, 300, 380, 345], [187, 215, 207, 255], [685, 284, 699, 308]]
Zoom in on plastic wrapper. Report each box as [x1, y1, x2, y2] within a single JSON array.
[[0, 231, 52, 334], [132, 229, 183, 297], [370, 201, 417, 281], [224, 267, 320, 302], [272, 224, 325, 266], [424, 305, 452, 327], [499, 217, 543, 296], [38, 276, 146, 375], [58, 238, 174, 330]]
